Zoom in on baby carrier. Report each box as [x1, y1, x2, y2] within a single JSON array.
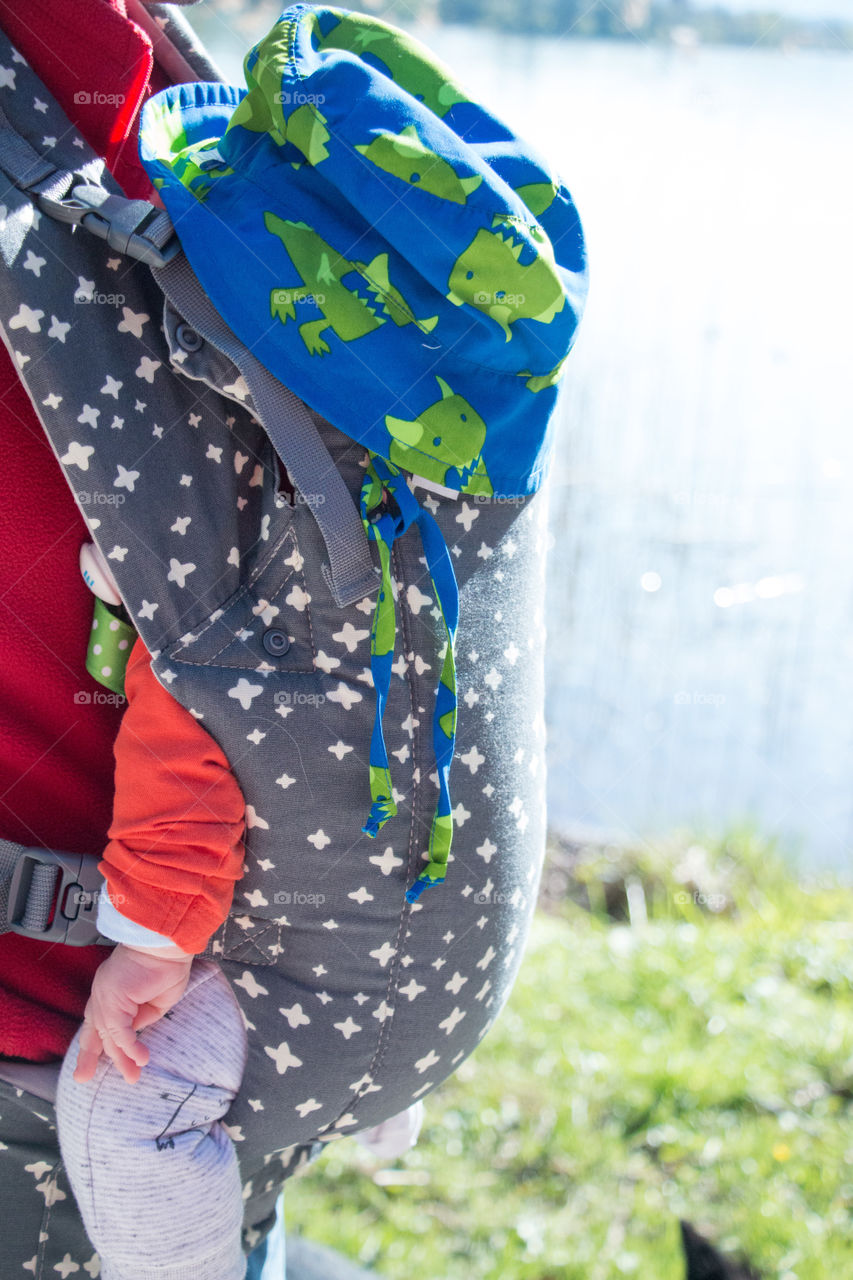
[[0, 2, 587, 1268], [0, 1, 587, 934]]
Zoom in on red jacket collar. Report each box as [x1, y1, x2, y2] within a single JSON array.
[[0, 0, 170, 197]]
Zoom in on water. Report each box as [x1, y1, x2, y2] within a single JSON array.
[[189, 10, 853, 870]]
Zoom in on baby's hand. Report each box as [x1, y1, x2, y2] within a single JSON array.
[[73, 943, 193, 1086], [355, 1100, 425, 1160]]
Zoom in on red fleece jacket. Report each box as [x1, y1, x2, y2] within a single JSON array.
[[0, 0, 238, 1061]]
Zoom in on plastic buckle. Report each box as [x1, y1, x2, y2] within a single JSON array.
[[37, 184, 180, 269], [7, 848, 113, 946]]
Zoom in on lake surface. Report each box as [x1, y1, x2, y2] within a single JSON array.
[[191, 10, 853, 871]]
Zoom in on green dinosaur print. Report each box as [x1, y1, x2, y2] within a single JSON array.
[[367, 764, 396, 801], [520, 358, 567, 393], [265, 213, 386, 355], [514, 180, 559, 217], [238, 22, 293, 143], [355, 126, 481, 205], [171, 140, 234, 202], [285, 103, 330, 165], [145, 97, 188, 158], [228, 84, 275, 137], [228, 37, 330, 167], [426, 811, 453, 868], [447, 225, 565, 343], [384, 376, 493, 494], [317, 11, 469, 117], [352, 252, 438, 332]]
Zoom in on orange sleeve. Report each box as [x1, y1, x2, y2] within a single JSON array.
[[98, 636, 246, 954]]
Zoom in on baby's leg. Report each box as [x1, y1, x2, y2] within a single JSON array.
[[56, 959, 247, 1280]]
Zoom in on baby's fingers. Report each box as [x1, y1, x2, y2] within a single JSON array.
[[72, 1021, 104, 1084], [99, 1022, 150, 1085], [132, 1002, 165, 1033]]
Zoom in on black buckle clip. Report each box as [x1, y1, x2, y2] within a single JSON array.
[[7, 848, 113, 946], [37, 184, 180, 269]]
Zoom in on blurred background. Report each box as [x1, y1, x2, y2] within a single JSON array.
[[183, 3, 853, 1276]]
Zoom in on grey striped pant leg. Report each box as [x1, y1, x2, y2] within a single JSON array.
[[56, 960, 248, 1280]]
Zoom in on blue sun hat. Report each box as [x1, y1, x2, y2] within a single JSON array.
[[138, 3, 588, 902]]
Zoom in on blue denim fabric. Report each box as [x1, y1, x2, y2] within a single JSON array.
[[246, 1198, 286, 1279]]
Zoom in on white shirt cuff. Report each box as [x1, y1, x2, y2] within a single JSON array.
[[96, 883, 177, 948]]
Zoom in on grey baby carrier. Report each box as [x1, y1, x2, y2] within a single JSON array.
[[0, 6, 583, 1271]]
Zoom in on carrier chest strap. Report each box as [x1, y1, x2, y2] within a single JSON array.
[[0, 839, 111, 946]]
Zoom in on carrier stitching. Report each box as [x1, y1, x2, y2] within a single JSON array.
[[168, 523, 298, 661], [35, 1156, 66, 1280], [349, 540, 420, 1109], [175, 553, 306, 668], [229, 918, 282, 958], [300, 547, 318, 663], [223, 916, 283, 962], [173, 524, 296, 649]]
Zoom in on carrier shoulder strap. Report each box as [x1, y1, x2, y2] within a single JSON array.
[[0, 40, 376, 609]]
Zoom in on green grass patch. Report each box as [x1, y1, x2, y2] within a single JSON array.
[[283, 830, 853, 1278]]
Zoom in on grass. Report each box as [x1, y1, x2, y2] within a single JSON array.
[[282, 829, 853, 1279]]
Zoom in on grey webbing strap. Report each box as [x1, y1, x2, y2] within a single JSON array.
[[0, 105, 73, 204], [155, 253, 379, 609], [0, 840, 111, 945], [0, 838, 56, 935], [20, 869, 57, 931], [135, 205, 176, 252], [0, 105, 178, 268]]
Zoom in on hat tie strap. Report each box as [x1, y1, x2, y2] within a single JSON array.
[[360, 453, 459, 904]]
